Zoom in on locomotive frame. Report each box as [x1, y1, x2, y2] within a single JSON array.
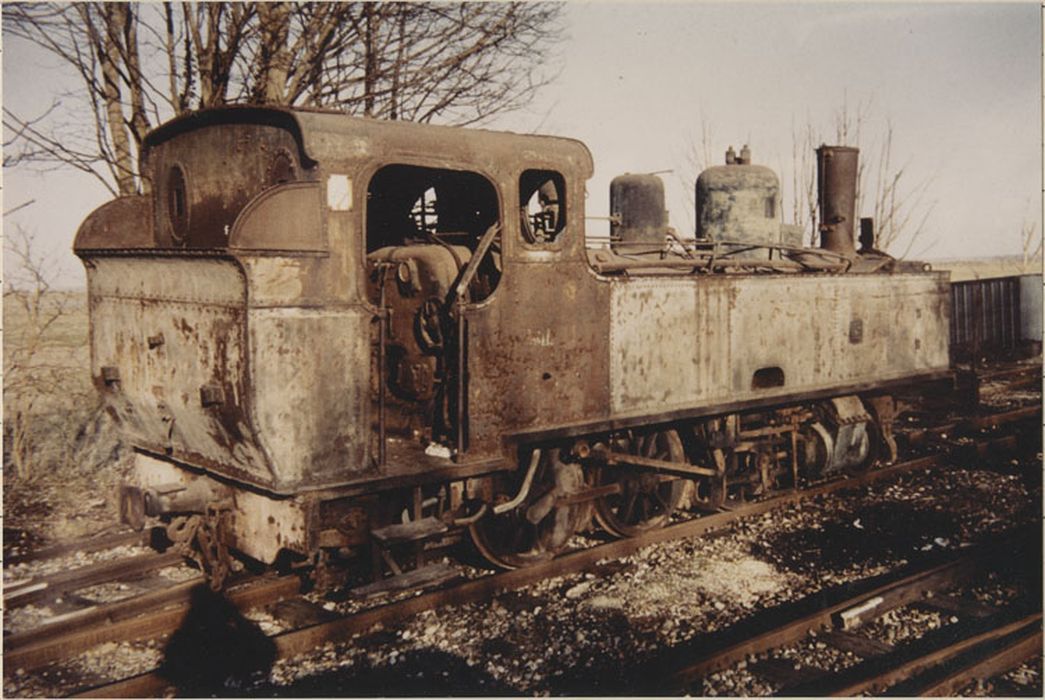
[[74, 106, 952, 586]]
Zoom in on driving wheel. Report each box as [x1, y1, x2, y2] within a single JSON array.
[[593, 429, 687, 538], [469, 448, 585, 569]]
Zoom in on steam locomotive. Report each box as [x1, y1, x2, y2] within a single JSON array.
[[74, 107, 950, 588]]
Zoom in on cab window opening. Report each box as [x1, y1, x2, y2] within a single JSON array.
[[367, 165, 498, 252], [366, 164, 501, 302], [166, 165, 189, 243], [519, 169, 566, 245]]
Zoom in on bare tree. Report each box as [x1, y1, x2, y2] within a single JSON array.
[[699, 96, 935, 256], [790, 115, 819, 244], [680, 93, 935, 256], [676, 111, 717, 236], [865, 118, 936, 256], [3, 2, 565, 196]]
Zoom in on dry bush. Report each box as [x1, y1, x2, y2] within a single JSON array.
[[3, 229, 118, 485]]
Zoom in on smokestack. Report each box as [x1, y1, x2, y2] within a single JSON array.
[[816, 145, 859, 257]]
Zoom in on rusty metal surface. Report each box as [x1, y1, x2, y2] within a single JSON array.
[[133, 453, 308, 562], [817, 145, 859, 256], [248, 306, 371, 487], [1018, 274, 1042, 342], [73, 196, 153, 251], [86, 250, 367, 496], [146, 121, 315, 248], [608, 272, 951, 416], [229, 182, 325, 251], [143, 105, 594, 186], [610, 173, 667, 251], [696, 150, 781, 257], [289, 107, 594, 181], [465, 259, 612, 457], [86, 256, 271, 483], [78, 105, 957, 544]]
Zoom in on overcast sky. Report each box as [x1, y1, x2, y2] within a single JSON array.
[[3, 2, 1041, 288]]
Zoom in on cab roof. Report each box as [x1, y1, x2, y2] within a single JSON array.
[[141, 105, 594, 179]]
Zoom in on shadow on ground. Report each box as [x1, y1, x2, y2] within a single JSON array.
[[751, 500, 972, 574], [157, 584, 277, 696]]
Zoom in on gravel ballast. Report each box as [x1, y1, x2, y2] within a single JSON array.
[[4, 457, 1040, 697]]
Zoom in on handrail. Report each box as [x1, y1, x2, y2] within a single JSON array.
[[589, 238, 859, 275], [451, 222, 502, 304]]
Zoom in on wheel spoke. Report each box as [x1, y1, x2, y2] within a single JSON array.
[[622, 487, 639, 524]]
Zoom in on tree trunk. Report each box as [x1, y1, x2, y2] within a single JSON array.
[[95, 5, 137, 195], [254, 2, 291, 104]]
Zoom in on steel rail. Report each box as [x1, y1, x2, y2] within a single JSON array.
[[655, 520, 1041, 695], [5, 578, 202, 669], [904, 403, 1041, 446], [912, 625, 1044, 696], [13, 453, 947, 683], [5, 575, 301, 674], [657, 551, 993, 691], [67, 451, 971, 698], [963, 404, 1041, 430], [798, 612, 1043, 697], [4, 552, 185, 609]]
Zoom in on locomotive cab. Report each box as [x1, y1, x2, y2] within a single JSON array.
[[363, 164, 501, 448], [74, 106, 597, 569]]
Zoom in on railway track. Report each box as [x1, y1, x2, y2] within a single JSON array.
[[6, 401, 1036, 697], [4, 551, 185, 610], [655, 525, 1041, 695], [0, 450, 966, 676], [4, 402, 1038, 696]]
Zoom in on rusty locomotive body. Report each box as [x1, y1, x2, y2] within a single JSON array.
[[75, 107, 951, 584]]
